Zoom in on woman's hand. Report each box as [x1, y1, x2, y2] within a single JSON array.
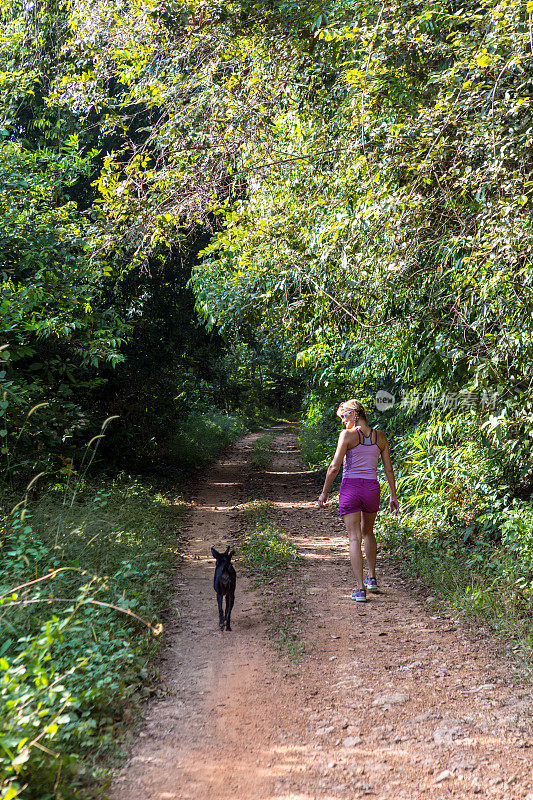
[[389, 497, 400, 515], [317, 492, 328, 508]]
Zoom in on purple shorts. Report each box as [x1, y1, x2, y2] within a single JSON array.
[[339, 478, 381, 516]]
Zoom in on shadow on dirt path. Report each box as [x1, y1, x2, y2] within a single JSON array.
[[112, 427, 532, 800]]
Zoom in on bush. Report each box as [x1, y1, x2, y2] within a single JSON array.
[[377, 500, 533, 645], [167, 411, 246, 471], [376, 414, 533, 650], [0, 477, 184, 800]]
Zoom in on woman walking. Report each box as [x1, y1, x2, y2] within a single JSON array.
[[317, 399, 399, 602]]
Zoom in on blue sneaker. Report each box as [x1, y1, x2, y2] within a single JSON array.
[[351, 588, 367, 602], [364, 576, 379, 592]]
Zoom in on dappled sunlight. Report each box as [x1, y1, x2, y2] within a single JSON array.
[[271, 500, 315, 510], [264, 469, 316, 476], [193, 504, 238, 513]]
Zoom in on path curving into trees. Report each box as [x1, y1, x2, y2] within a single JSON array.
[[112, 429, 532, 800]]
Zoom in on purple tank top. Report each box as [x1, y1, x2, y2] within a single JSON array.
[[343, 429, 381, 480]]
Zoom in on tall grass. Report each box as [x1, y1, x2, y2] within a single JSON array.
[[378, 504, 533, 650], [381, 418, 533, 654]]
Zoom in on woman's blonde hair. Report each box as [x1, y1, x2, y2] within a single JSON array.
[[336, 399, 368, 422]]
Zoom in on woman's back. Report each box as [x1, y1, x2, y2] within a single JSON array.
[[343, 428, 381, 480]]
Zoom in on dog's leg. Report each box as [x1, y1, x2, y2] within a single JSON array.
[[225, 591, 234, 631], [217, 592, 224, 629], [223, 596, 229, 631]]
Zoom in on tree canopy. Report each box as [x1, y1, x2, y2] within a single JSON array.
[[1, 1, 533, 797], [0, 0, 531, 471]]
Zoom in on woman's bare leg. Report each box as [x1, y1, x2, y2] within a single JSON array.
[[361, 511, 378, 579], [343, 511, 364, 589]]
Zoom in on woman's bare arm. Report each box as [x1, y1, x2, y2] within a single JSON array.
[[378, 431, 399, 514], [317, 431, 350, 507]]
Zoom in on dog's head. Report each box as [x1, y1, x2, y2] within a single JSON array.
[[211, 545, 235, 563]]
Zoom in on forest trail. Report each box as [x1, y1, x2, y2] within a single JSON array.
[[111, 428, 532, 800]]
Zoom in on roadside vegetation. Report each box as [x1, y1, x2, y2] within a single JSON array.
[[0, 409, 249, 800], [377, 414, 533, 657], [249, 433, 277, 471], [0, 474, 184, 800], [170, 412, 247, 471]]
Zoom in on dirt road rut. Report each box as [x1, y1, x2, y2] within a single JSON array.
[[112, 428, 532, 800]]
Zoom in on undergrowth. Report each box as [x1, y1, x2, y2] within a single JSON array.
[[377, 414, 533, 657], [377, 504, 533, 658], [169, 411, 247, 470], [248, 433, 276, 471], [0, 476, 184, 800], [239, 501, 304, 659]]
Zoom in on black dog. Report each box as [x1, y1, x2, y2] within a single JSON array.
[[211, 546, 236, 631]]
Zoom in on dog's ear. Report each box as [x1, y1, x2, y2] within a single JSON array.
[[211, 546, 220, 559], [228, 549, 235, 559]]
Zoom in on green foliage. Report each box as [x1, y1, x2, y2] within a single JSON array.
[[1, 0, 532, 777], [0, 0, 132, 479], [213, 336, 303, 417], [239, 500, 304, 659], [249, 433, 276, 470], [240, 502, 300, 578], [4, 0, 526, 483], [298, 395, 342, 468], [186, 0, 533, 474], [53, 0, 309, 258], [378, 500, 533, 649], [0, 478, 183, 799], [169, 411, 247, 470], [239, 524, 299, 578], [0, 140, 129, 478], [0, 0, 302, 483]]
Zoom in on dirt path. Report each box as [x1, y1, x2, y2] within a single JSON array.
[[111, 427, 532, 800]]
